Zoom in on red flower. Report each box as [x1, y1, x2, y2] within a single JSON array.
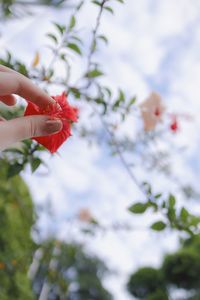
[[24, 92, 78, 153], [170, 116, 178, 133]]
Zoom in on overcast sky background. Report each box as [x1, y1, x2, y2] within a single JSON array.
[[1, 0, 200, 299]]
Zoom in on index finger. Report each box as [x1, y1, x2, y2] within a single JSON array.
[[17, 74, 57, 108], [0, 65, 60, 110], [17, 73, 60, 110]]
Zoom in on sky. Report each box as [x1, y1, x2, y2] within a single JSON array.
[[1, 0, 200, 299]]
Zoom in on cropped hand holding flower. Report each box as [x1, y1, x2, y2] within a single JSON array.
[[0, 65, 78, 152], [24, 92, 78, 153]]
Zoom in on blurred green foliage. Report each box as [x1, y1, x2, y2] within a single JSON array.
[[162, 249, 200, 290], [0, 158, 112, 299], [0, 159, 35, 300], [0, 0, 69, 19], [32, 241, 112, 300], [127, 235, 200, 300], [127, 267, 167, 300], [0, 51, 29, 76]]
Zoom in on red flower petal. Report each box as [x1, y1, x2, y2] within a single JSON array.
[[24, 92, 78, 153]]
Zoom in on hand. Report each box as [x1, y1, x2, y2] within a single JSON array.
[[0, 65, 63, 150]]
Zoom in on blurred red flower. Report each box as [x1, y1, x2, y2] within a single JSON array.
[[78, 208, 93, 223], [170, 116, 178, 133], [24, 92, 78, 153], [140, 92, 165, 131]]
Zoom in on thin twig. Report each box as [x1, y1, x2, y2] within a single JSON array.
[[92, 104, 157, 202], [84, 0, 108, 89], [86, 0, 107, 71], [43, 0, 84, 85]]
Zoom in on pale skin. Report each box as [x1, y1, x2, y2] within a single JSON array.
[[0, 65, 63, 150]]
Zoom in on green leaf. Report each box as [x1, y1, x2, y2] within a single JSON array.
[[15, 62, 28, 76], [31, 158, 42, 173], [71, 35, 83, 44], [77, 1, 84, 10], [67, 43, 82, 55], [95, 98, 108, 114], [22, 139, 32, 148], [46, 33, 58, 44], [91, 0, 101, 7], [69, 87, 81, 99], [127, 96, 136, 108], [7, 163, 24, 178], [103, 87, 112, 97], [6, 51, 12, 63], [98, 35, 108, 44], [191, 216, 200, 227], [91, 40, 97, 52], [53, 22, 66, 35], [3, 148, 24, 155], [35, 144, 45, 152], [148, 201, 158, 211], [113, 89, 125, 110], [167, 208, 176, 222], [60, 53, 67, 61], [42, 69, 54, 82], [180, 207, 189, 223], [142, 182, 152, 195], [85, 69, 104, 78], [151, 221, 167, 231], [104, 6, 114, 14], [168, 194, 176, 208], [69, 15, 76, 30], [91, 218, 99, 225], [128, 202, 148, 214], [119, 89, 125, 101], [154, 193, 162, 199]]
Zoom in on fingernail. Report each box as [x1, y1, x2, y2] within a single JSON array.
[[49, 98, 62, 111], [45, 119, 63, 134], [55, 102, 62, 111]]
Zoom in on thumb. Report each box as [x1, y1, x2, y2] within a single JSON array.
[[0, 115, 63, 150]]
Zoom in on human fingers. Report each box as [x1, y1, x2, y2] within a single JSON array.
[[0, 94, 17, 106], [17, 74, 60, 109], [0, 116, 6, 121], [0, 115, 63, 150], [0, 67, 60, 110], [0, 64, 16, 73]]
